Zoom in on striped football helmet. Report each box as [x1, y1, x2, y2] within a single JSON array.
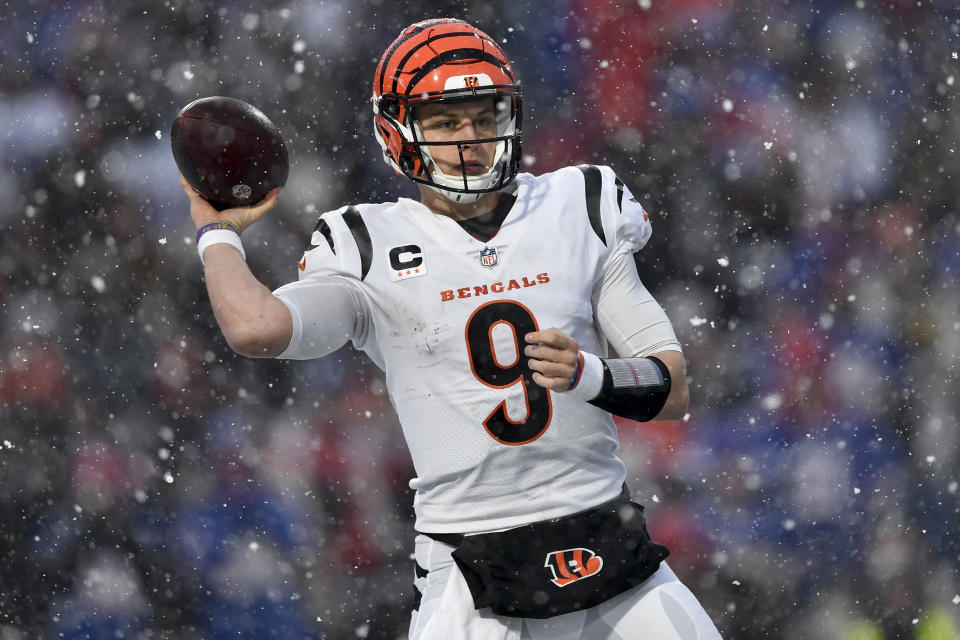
[[371, 19, 523, 203]]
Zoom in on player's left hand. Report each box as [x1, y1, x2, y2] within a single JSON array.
[[525, 328, 579, 391]]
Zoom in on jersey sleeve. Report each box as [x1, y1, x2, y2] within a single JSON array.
[[593, 251, 681, 358], [595, 165, 653, 269], [273, 275, 371, 359], [271, 207, 374, 357], [295, 206, 369, 281], [577, 165, 673, 355]]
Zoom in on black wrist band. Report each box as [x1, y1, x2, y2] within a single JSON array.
[[586, 356, 671, 422]]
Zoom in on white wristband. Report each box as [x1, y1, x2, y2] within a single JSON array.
[[197, 229, 245, 264], [565, 351, 604, 401]]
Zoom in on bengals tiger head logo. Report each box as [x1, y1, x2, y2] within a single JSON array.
[[544, 547, 603, 587]]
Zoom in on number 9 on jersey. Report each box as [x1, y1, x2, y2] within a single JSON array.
[[465, 300, 553, 445]]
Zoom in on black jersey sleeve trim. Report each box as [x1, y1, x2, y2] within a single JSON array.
[[342, 206, 372, 281], [577, 164, 606, 245], [614, 175, 624, 214], [313, 218, 336, 254]]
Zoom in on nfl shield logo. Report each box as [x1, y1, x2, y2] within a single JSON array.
[[479, 246, 498, 268]]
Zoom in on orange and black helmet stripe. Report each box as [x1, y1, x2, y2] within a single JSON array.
[[390, 34, 497, 94], [404, 49, 513, 94], [375, 19, 514, 98], [375, 18, 464, 95]]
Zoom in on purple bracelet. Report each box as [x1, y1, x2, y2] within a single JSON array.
[[567, 352, 585, 390], [196, 221, 240, 242]]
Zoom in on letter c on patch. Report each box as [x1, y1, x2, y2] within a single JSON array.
[[389, 245, 423, 270]]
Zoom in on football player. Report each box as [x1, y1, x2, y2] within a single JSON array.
[[182, 18, 722, 640]]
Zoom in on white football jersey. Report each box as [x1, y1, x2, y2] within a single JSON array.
[[274, 165, 680, 533]]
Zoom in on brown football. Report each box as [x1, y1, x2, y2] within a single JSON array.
[[171, 96, 289, 210]]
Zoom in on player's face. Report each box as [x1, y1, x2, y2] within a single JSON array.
[[415, 98, 498, 177]]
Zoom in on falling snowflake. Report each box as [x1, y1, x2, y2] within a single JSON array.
[[761, 393, 783, 411]]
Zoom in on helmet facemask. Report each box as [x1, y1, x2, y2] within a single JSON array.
[[409, 92, 522, 203], [374, 86, 523, 204]]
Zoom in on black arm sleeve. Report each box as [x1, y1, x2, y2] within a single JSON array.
[[587, 356, 671, 422]]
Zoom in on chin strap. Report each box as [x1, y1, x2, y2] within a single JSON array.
[[420, 149, 508, 204], [424, 180, 486, 204]]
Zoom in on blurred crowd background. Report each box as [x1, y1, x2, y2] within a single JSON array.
[[2, 0, 959, 638]]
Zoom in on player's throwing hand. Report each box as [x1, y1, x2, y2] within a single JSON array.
[[525, 328, 580, 391], [179, 171, 282, 234]]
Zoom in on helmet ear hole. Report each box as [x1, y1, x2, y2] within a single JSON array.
[[380, 97, 401, 118], [398, 148, 421, 176]]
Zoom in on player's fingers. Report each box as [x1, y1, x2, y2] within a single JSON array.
[[237, 186, 282, 222], [527, 357, 575, 379], [525, 329, 577, 352], [180, 172, 221, 228], [531, 371, 568, 390], [215, 187, 282, 230], [531, 371, 549, 389], [178, 171, 192, 193], [524, 344, 577, 365], [249, 186, 283, 215], [178, 172, 206, 204]]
